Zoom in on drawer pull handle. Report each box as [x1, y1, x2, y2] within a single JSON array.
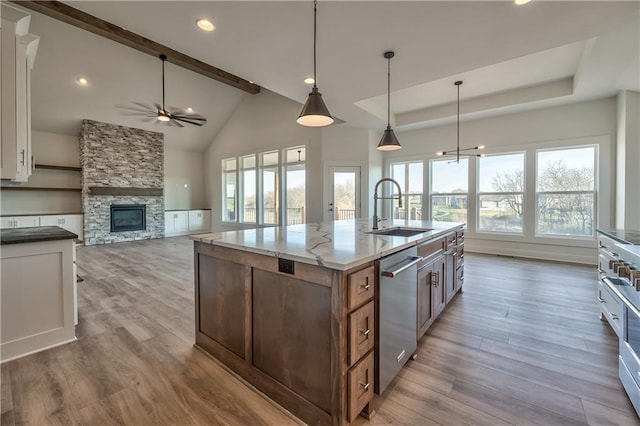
[[359, 329, 370, 336], [360, 283, 371, 290], [359, 382, 370, 391], [597, 297, 605, 303], [611, 314, 619, 320]]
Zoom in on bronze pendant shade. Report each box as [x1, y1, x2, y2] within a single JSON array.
[[297, 0, 334, 127], [377, 51, 401, 151]]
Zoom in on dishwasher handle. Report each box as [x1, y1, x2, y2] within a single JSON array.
[[381, 256, 423, 277]]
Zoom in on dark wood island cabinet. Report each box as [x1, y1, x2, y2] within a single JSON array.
[[191, 219, 463, 425]]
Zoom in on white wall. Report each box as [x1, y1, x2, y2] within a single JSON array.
[[386, 97, 618, 264], [204, 89, 322, 231], [616, 90, 640, 230], [164, 149, 205, 210]]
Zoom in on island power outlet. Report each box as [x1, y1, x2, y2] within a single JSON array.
[[278, 258, 295, 275]]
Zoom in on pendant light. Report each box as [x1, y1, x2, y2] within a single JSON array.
[[297, 0, 334, 127], [436, 80, 485, 162], [377, 51, 401, 151]]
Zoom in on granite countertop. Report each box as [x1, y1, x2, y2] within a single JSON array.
[[597, 228, 640, 245], [190, 219, 463, 271], [1, 226, 78, 245]]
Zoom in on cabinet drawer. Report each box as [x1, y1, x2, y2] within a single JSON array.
[[347, 266, 375, 310], [445, 232, 456, 249], [348, 351, 374, 422], [456, 229, 465, 245], [418, 238, 445, 266], [597, 279, 621, 337], [348, 301, 375, 366]]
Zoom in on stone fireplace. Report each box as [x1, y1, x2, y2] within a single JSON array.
[[80, 120, 164, 245]]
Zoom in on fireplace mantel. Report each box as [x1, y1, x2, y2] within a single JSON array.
[[88, 187, 163, 196]]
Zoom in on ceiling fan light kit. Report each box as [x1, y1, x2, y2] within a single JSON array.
[[377, 51, 401, 151], [297, 0, 334, 127], [436, 80, 484, 162]]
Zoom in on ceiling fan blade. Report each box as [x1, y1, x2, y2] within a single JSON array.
[[173, 116, 207, 126], [132, 101, 155, 110], [154, 103, 163, 112], [169, 119, 184, 128]]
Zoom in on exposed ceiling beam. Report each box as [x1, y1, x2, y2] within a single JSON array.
[[9, 0, 261, 95]]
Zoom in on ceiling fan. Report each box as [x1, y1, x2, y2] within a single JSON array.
[[118, 54, 207, 127]]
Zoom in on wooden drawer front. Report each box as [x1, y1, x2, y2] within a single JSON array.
[[347, 266, 375, 310], [348, 301, 375, 366], [445, 232, 456, 249], [418, 238, 444, 266], [348, 351, 374, 422]]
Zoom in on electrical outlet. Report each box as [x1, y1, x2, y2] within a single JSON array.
[[278, 258, 295, 275]]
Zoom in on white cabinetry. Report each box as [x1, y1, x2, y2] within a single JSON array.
[[165, 211, 189, 236], [188, 210, 211, 232], [39, 215, 83, 241], [165, 209, 211, 236], [1, 4, 39, 182], [1, 215, 39, 228]]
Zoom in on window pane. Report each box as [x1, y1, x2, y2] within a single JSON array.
[[479, 194, 523, 232], [224, 172, 236, 221], [479, 153, 524, 193], [287, 167, 305, 225], [263, 169, 279, 224], [537, 194, 594, 236], [223, 158, 236, 171], [537, 147, 595, 191], [432, 195, 467, 223], [432, 159, 468, 193], [241, 155, 256, 169], [391, 164, 406, 194], [262, 151, 279, 167], [408, 162, 423, 193], [242, 170, 256, 223], [286, 147, 305, 163], [394, 195, 422, 220], [334, 172, 356, 220]]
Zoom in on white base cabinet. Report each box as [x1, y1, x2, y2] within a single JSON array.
[[165, 209, 211, 236]]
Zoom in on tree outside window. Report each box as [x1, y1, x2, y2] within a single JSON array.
[[478, 153, 525, 233], [536, 147, 595, 237]]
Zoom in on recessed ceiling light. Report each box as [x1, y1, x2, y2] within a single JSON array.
[[75, 76, 88, 86], [514, 0, 532, 5], [196, 18, 215, 32], [304, 77, 315, 85], [186, 107, 193, 113]]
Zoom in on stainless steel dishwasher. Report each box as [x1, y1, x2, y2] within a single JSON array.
[[376, 246, 421, 394]]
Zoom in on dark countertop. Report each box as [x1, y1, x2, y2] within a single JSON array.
[[1, 226, 78, 245], [597, 228, 640, 245]]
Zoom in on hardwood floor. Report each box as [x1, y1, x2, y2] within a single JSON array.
[[2, 237, 639, 425]]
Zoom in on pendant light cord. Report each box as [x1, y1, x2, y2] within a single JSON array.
[[456, 81, 460, 163], [387, 55, 391, 127], [313, 0, 318, 89], [161, 55, 166, 111]]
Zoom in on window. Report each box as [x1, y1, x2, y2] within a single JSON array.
[[285, 147, 306, 225], [478, 153, 525, 233], [536, 146, 596, 237], [430, 159, 468, 223], [390, 161, 423, 220], [223, 146, 305, 226], [223, 159, 237, 222]]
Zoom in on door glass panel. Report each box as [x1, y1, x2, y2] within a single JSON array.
[[333, 172, 357, 220], [263, 169, 278, 224], [243, 170, 256, 222], [287, 166, 306, 225]]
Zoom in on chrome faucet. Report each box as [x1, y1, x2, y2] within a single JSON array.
[[373, 178, 402, 230]]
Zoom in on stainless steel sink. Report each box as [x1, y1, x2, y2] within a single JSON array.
[[368, 227, 433, 237]]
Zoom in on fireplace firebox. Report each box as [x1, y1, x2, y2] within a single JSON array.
[[110, 204, 146, 232]]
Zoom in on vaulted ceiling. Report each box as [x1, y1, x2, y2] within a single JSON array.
[[22, 1, 640, 151]]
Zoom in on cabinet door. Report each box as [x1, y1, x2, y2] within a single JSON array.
[[1, 217, 16, 228], [188, 210, 205, 231], [432, 256, 446, 317], [14, 216, 39, 227], [417, 263, 435, 339], [164, 212, 176, 234], [445, 251, 456, 303]]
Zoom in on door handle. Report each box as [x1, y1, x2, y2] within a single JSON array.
[[381, 256, 422, 277]]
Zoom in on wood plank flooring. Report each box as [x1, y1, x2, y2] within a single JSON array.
[[2, 237, 639, 425]]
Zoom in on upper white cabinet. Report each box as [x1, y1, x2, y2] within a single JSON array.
[[0, 215, 39, 228], [1, 4, 39, 182]]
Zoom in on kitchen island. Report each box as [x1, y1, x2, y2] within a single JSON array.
[[1, 226, 78, 363], [191, 219, 463, 425]]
